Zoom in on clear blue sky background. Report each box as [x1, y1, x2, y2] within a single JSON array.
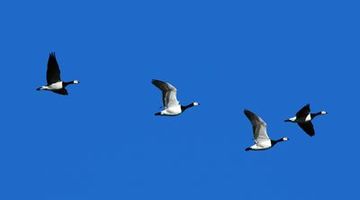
[[0, 0, 358, 199]]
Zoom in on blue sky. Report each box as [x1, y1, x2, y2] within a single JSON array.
[[0, 0, 359, 199]]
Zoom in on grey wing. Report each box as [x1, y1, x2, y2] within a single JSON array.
[[47, 52, 61, 84], [254, 122, 270, 142], [244, 109, 270, 142], [165, 89, 179, 107], [152, 79, 179, 107]]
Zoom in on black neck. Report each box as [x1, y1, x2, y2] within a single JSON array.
[[310, 112, 322, 119], [63, 81, 75, 87], [271, 138, 284, 146], [181, 103, 194, 112]]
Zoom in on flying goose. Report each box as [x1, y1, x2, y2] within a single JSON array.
[[285, 104, 327, 137], [36, 52, 79, 95], [152, 79, 199, 116], [244, 109, 288, 151]]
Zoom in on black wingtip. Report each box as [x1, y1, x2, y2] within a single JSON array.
[[245, 147, 251, 151], [154, 112, 161, 116], [151, 79, 162, 84], [243, 109, 253, 118]]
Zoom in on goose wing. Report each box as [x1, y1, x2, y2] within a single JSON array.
[[52, 88, 68, 95], [152, 79, 179, 108], [47, 52, 62, 84], [296, 104, 311, 118], [244, 109, 270, 143], [298, 122, 315, 137]]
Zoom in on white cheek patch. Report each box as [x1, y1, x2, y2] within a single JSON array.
[[193, 102, 199, 106], [73, 80, 79, 84], [321, 111, 327, 115]]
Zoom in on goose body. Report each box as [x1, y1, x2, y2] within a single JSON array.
[[152, 79, 199, 116], [36, 52, 79, 95], [244, 109, 288, 151], [285, 104, 327, 137]]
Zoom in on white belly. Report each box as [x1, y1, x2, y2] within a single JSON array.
[[251, 140, 272, 150], [48, 82, 63, 90], [161, 106, 182, 115]]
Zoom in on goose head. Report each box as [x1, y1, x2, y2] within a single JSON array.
[[192, 102, 200, 106]]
